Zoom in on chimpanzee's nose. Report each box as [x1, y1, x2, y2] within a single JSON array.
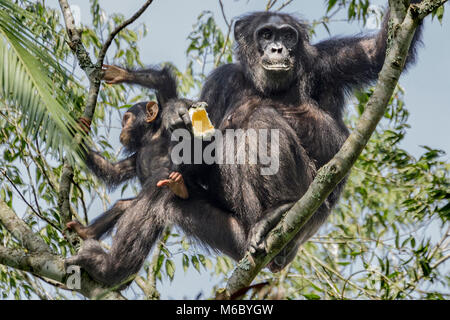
[[270, 43, 283, 54]]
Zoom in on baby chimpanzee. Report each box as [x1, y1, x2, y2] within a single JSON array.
[[65, 65, 222, 286], [67, 66, 193, 240]]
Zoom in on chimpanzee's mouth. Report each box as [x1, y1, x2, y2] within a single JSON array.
[[262, 61, 291, 71], [119, 132, 129, 145]]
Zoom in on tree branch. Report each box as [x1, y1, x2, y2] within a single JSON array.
[[0, 201, 125, 298], [0, 245, 125, 300], [58, 161, 74, 225], [224, 0, 448, 297], [412, 0, 448, 19], [58, 0, 95, 73], [0, 200, 51, 254], [0, 245, 63, 280]]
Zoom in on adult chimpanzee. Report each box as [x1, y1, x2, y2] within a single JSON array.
[[67, 4, 424, 287], [162, 5, 423, 271]]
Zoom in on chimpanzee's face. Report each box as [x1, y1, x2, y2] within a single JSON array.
[[119, 102, 159, 151], [255, 16, 299, 74], [120, 104, 144, 147], [234, 13, 304, 93]]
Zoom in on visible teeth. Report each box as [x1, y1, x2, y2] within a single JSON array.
[[264, 64, 289, 70]]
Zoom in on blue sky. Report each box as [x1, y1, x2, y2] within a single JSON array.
[[44, 0, 449, 299]]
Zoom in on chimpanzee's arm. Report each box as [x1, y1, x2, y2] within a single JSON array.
[[86, 150, 137, 189], [103, 65, 177, 105], [67, 198, 134, 240], [126, 66, 178, 105], [312, 2, 423, 115]]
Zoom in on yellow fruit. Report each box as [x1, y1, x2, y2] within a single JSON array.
[[189, 103, 215, 138]]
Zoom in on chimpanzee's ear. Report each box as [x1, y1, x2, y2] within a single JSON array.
[[145, 101, 159, 123], [234, 18, 246, 41]]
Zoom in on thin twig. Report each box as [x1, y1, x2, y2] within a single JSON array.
[[218, 0, 231, 28], [1, 169, 39, 217], [276, 0, 294, 11], [24, 160, 43, 217], [97, 0, 154, 65], [215, 18, 234, 67], [266, 0, 278, 11], [73, 181, 89, 224]]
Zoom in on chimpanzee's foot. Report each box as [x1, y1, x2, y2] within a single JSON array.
[[249, 203, 293, 254], [66, 220, 90, 240], [156, 172, 189, 199], [266, 240, 300, 272]]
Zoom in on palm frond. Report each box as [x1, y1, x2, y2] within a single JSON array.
[[0, 0, 87, 163]]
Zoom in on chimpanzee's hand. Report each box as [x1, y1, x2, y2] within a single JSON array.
[[249, 203, 293, 254], [164, 103, 193, 134], [102, 65, 130, 84]]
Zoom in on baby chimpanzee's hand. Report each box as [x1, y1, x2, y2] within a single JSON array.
[[157, 172, 189, 199], [102, 65, 130, 84], [164, 103, 193, 134]]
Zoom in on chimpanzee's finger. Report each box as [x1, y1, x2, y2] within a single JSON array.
[[178, 107, 193, 133], [181, 113, 193, 132], [168, 118, 181, 132], [156, 180, 171, 187]]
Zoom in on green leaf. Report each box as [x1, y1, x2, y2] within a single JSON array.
[[182, 254, 189, 273], [0, 1, 87, 163], [327, 0, 338, 13], [165, 259, 175, 281], [303, 293, 321, 300], [191, 255, 200, 273]]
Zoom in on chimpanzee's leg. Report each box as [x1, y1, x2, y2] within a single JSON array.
[[166, 191, 248, 261], [65, 167, 172, 287], [66, 198, 134, 240], [66, 187, 248, 286], [65, 189, 166, 286], [212, 106, 327, 271]]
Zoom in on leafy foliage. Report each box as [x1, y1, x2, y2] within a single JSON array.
[[0, 0, 447, 300], [0, 0, 88, 163]]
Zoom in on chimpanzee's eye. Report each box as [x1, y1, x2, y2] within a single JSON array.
[[260, 28, 273, 40], [283, 30, 297, 44], [281, 28, 298, 46], [284, 33, 293, 41]]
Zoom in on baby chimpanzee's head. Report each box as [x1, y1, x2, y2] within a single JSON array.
[[119, 101, 160, 152]]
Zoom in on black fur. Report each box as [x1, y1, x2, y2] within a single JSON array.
[[66, 6, 424, 286], [66, 67, 245, 286], [173, 8, 423, 271]]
